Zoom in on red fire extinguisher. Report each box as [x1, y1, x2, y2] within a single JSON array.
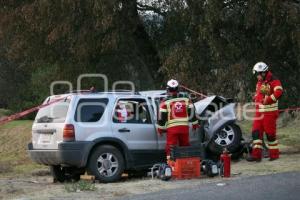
[[220, 148, 231, 177]]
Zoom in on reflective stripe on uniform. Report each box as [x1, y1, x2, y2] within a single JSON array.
[[168, 118, 189, 124], [165, 97, 189, 104], [185, 99, 189, 111], [252, 139, 263, 149], [270, 94, 277, 102], [267, 140, 278, 149], [156, 124, 166, 130], [258, 102, 278, 112], [166, 102, 171, 121], [167, 120, 189, 126], [268, 140, 278, 145], [167, 122, 189, 128], [253, 144, 263, 149], [184, 99, 189, 116], [258, 107, 278, 112], [274, 86, 283, 91], [258, 102, 278, 109], [159, 108, 167, 112], [253, 139, 263, 144], [191, 120, 198, 125], [268, 145, 279, 150]]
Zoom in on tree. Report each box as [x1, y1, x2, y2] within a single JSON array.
[[141, 0, 299, 105], [0, 0, 161, 111]]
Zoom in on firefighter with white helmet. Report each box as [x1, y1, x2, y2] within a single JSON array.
[[166, 79, 179, 93], [252, 62, 269, 75], [156, 79, 199, 161], [247, 62, 283, 162]]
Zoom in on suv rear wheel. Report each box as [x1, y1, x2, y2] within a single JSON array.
[[88, 145, 125, 183]]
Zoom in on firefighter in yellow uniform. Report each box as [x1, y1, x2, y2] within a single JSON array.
[[156, 79, 199, 159], [247, 62, 283, 162]]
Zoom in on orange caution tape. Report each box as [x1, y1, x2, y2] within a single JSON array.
[[0, 96, 69, 126]]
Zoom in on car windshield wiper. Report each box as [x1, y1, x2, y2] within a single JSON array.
[[37, 116, 55, 123]]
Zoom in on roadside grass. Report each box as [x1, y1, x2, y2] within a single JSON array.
[[232, 153, 300, 176], [64, 180, 97, 192], [277, 114, 300, 152], [0, 120, 47, 177]]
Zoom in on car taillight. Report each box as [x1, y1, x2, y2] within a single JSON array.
[[63, 124, 75, 142]]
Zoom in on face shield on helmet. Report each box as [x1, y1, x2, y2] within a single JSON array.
[[253, 62, 269, 75], [166, 79, 179, 93]]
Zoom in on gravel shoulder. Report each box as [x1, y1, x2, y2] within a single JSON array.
[[1, 153, 300, 200]]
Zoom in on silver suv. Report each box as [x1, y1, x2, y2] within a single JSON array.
[[28, 91, 198, 182]]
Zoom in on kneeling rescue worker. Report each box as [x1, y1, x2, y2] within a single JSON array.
[[156, 79, 199, 161], [247, 62, 283, 162]]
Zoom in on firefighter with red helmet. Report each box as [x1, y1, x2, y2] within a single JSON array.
[[247, 62, 283, 162], [156, 79, 199, 160]]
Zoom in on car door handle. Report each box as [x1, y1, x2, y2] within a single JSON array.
[[118, 128, 130, 133]]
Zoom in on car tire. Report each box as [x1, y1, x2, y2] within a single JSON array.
[[50, 165, 66, 183], [208, 123, 242, 155], [88, 145, 125, 183]]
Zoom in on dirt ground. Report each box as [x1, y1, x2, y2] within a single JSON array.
[[1, 153, 300, 200]]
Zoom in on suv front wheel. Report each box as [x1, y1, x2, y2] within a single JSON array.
[[88, 145, 125, 183]]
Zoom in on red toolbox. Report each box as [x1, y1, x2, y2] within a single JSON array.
[[168, 157, 201, 179]]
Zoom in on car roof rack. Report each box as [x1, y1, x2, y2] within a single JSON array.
[[69, 90, 92, 93], [107, 90, 139, 94], [67, 89, 140, 95]]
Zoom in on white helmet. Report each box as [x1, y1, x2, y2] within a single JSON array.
[[253, 62, 269, 74], [167, 79, 179, 88], [167, 79, 179, 91]]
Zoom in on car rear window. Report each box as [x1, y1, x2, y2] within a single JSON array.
[[75, 98, 109, 122], [35, 99, 70, 123]]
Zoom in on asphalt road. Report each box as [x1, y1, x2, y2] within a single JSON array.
[[119, 172, 300, 200]]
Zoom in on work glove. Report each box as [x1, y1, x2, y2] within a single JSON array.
[[157, 128, 165, 136], [260, 83, 271, 95], [192, 124, 200, 131]]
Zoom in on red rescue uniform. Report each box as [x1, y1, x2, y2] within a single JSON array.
[[157, 95, 199, 156], [252, 71, 283, 160]]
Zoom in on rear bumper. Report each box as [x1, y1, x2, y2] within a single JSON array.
[[27, 141, 93, 167]]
